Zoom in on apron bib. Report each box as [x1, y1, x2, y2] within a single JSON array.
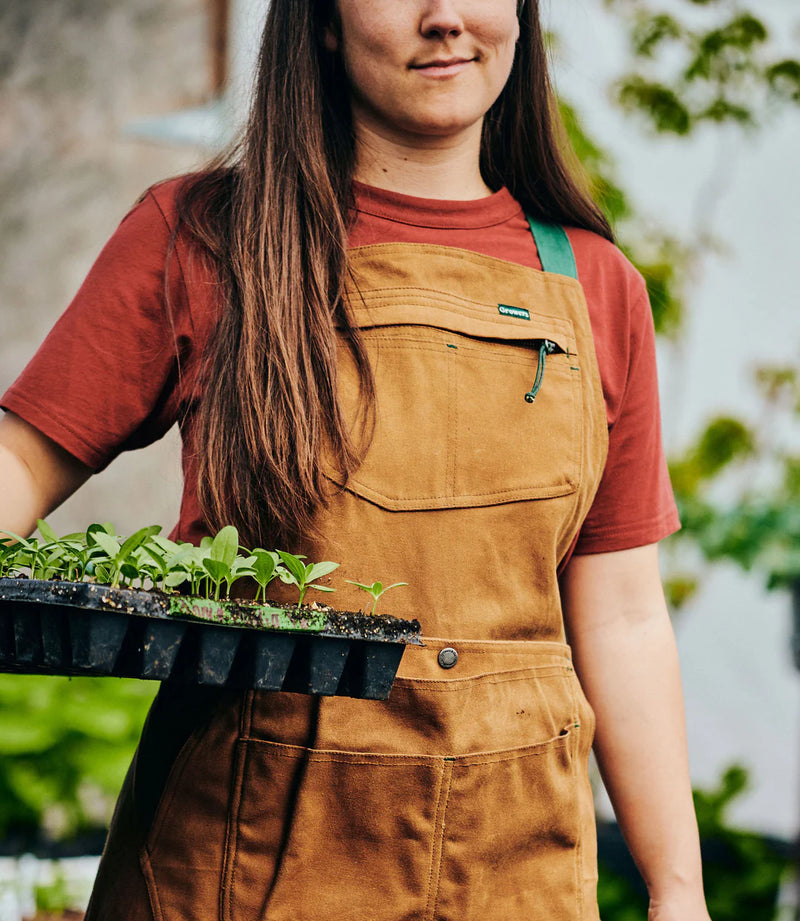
[[87, 225, 609, 921]]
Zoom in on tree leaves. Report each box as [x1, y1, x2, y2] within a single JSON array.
[[605, 1, 798, 136], [668, 357, 800, 591]]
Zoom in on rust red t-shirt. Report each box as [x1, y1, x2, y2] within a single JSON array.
[[1, 177, 679, 553]]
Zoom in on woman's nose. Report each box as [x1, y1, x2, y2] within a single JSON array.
[[419, 0, 465, 40]]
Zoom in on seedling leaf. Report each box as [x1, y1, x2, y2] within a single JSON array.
[[36, 520, 59, 543], [307, 561, 340, 582], [276, 551, 307, 585], [93, 532, 121, 559], [118, 526, 161, 562], [210, 526, 239, 567]]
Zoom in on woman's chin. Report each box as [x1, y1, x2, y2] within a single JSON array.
[[386, 112, 487, 144]]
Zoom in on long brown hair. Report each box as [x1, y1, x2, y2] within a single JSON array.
[[176, 0, 612, 549]]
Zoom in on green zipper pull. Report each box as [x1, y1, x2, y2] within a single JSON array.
[[524, 340, 558, 404]]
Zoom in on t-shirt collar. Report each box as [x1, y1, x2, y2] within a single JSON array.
[[352, 180, 521, 230]]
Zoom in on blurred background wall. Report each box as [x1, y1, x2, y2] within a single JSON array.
[[1, 0, 212, 536]]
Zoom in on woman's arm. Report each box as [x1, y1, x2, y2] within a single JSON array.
[[0, 411, 92, 536], [560, 543, 711, 921]]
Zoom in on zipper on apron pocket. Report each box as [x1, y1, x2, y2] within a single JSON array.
[[524, 339, 562, 404]]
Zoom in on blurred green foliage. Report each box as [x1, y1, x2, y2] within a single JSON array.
[[0, 675, 155, 846], [694, 766, 789, 921], [597, 765, 790, 920], [565, 1, 800, 340], [605, 0, 800, 135], [34, 870, 72, 914], [668, 360, 800, 601]]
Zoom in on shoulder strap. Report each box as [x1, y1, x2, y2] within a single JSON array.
[[525, 215, 578, 280]]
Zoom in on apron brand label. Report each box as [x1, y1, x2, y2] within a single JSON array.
[[498, 304, 530, 321]]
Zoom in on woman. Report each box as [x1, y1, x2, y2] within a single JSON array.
[[0, 1, 712, 919]]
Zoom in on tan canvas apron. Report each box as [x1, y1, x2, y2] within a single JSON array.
[[86, 224, 609, 921]]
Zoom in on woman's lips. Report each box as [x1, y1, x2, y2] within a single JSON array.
[[410, 58, 475, 77]]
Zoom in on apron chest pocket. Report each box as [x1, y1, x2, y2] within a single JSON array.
[[334, 316, 583, 511]]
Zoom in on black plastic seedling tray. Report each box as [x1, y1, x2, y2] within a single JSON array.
[[0, 579, 422, 700]]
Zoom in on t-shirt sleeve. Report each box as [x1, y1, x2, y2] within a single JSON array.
[[1, 188, 193, 471], [572, 278, 680, 555]]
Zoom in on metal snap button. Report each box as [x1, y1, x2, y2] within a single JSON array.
[[438, 647, 458, 669]]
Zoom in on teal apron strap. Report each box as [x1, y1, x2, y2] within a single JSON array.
[[525, 215, 578, 280]]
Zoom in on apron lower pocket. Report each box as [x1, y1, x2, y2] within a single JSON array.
[[223, 727, 585, 921], [136, 690, 244, 921]]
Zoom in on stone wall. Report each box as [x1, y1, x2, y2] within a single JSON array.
[[1, 0, 211, 535]]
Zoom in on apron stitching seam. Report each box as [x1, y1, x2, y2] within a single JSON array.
[[425, 759, 454, 921], [221, 739, 248, 921], [346, 482, 578, 501], [138, 849, 164, 921], [348, 251, 582, 288], [557, 357, 587, 567], [394, 668, 576, 689], [231, 735, 571, 766], [240, 690, 253, 737], [448, 345, 457, 495], [352, 297, 575, 324], [447, 734, 571, 765], [414, 640, 573, 650], [568, 677, 585, 920]]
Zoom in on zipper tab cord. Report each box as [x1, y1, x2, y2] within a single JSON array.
[[525, 340, 557, 404]]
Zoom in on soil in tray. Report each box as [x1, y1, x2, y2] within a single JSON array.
[[0, 579, 421, 700]]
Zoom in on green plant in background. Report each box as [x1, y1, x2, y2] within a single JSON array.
[[345, 580, 409, 616], [605, 0, 800, 137], [665, 358, 800, 607], [34, 867, 74, 914], [596, 869, 648, 921], [694, 766, 790, 921], [0, 674, 156, 847], [562, 1, 800, 341], [596, 765, 790, 921]]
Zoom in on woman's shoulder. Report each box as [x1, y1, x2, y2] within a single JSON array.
[[123, 172, 203, 236], [566, 227, 647, 304], [564, 225, 652, 349]]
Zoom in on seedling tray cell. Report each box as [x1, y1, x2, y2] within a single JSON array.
[[0, 579, 422, 700]]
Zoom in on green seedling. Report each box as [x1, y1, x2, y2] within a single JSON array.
[[276, 551, 339, 608], [39, 522, 99, 581], [0, 534, 22, 579], [88, 525, 162, 588], [1, 521, 408, 616], [345, 580, 408, 616], [250, 549, 283, 602], [201, 526, 244, 600], [0, 531, 41, 578]]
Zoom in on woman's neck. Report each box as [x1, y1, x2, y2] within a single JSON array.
[[352, 118, 494, 201]]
